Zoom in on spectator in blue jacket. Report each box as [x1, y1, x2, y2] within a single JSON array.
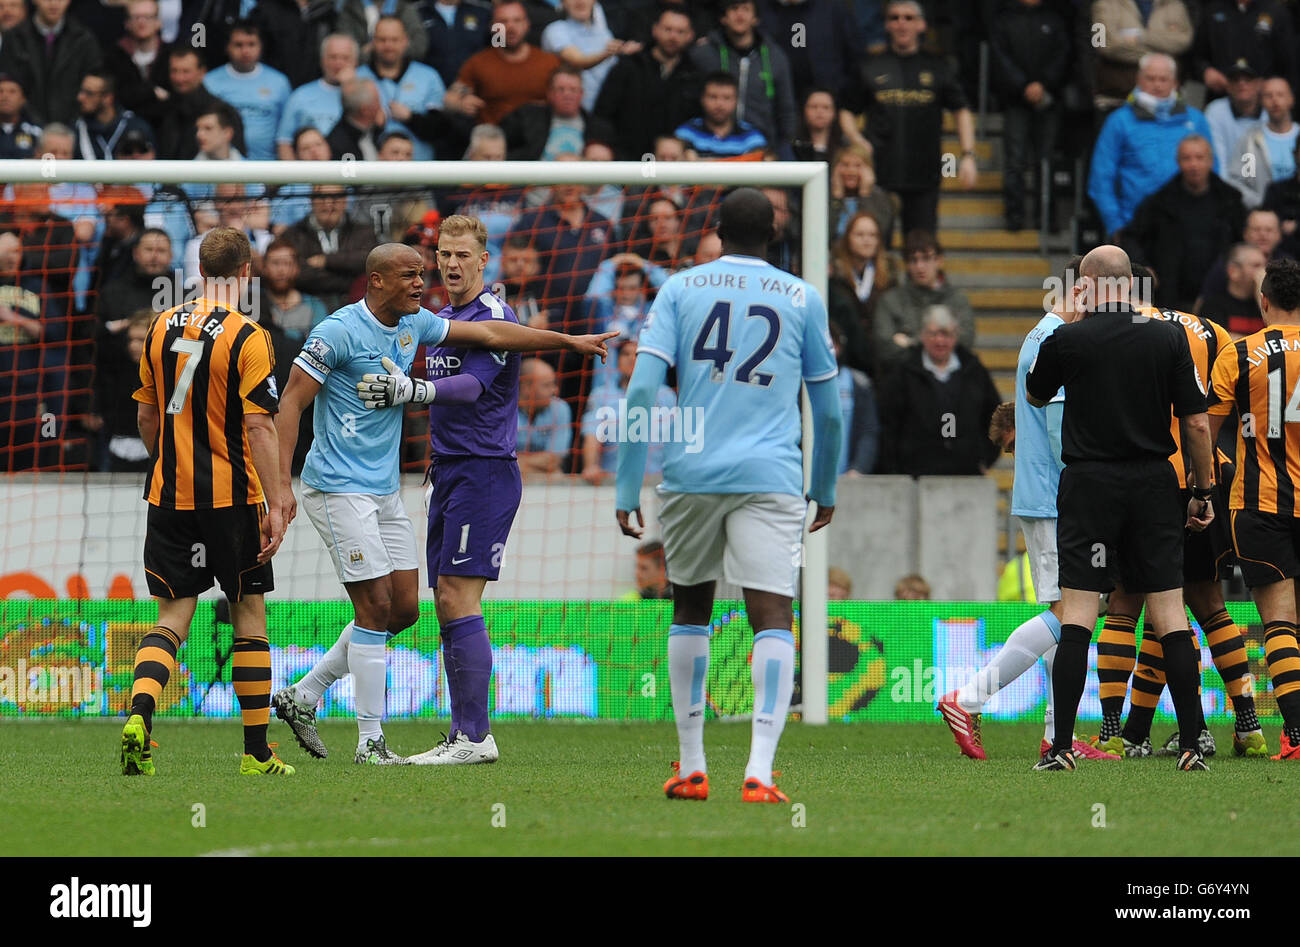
[[1088, 52, 1216, 240]]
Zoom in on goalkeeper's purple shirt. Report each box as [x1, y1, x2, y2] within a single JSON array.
[[425, 290, 521, 459]]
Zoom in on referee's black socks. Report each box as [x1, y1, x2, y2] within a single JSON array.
[[1159, 629, 1203, 752], [1051, 624, 1094, 754]]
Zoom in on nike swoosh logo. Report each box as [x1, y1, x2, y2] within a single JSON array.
[[451, 556, 471, 564]]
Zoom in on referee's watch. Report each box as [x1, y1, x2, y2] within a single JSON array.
[[1192, 486, 1215, 502]]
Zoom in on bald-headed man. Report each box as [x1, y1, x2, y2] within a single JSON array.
[[271, 239, 615, 765], [1025, 244, 1217, 772]]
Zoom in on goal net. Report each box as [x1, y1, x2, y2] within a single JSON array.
[[0, 158, 831, 724]]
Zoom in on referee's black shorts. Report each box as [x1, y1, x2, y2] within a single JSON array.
[[144, 503, 274, 601], [1183, 484, 1235, 583], [1057, 459, 1183, 594], [1228, 508, 1300, 588]]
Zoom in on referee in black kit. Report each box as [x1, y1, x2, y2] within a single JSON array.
[[1025, 245, 1217, 772]]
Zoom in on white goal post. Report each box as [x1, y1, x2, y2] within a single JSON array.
[[0, 157, 832, 724]]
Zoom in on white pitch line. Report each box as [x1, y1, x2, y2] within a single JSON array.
[[198, 836, 445, 857]]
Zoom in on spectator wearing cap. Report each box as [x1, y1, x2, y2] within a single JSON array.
[[356, 15, 446, 161], [202, 19, 292, 162], [0, 0, 103, 125], [673, 71, 766, 160], [1194, 0, 1298, 103], [688, 0, 795, 147], [0, 72, 42, 158], [498, 64, 614, 161], [1087, 52, 1214, 240], [876, 303, 1001, 477], [113, 131, 195, 270], [72, 71, 154, 160], [1205, 59, 1264, 170], [1226, 77, 1298, 210], [326, 77, 386, 160], [873, 230, 975, 364], [1088, 0, 1193, 114], [1123, 134, 1245, 311], [103, 0, 174, 128]]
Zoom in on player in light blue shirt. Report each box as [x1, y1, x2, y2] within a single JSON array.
[[615, 189, 842, 804], [358, 15, 446, 161], [937, 257, 1111, 764], [203, 22, 292, 161], [271, 241, 615, 764]]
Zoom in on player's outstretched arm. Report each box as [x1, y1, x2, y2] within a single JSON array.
[[806, 377, 843, 532], [275, 365, 322, 525], [444, 319, 619, 359], [245, 412, 285, 562]]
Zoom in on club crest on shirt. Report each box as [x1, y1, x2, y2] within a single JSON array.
[[919, 71, 933, 87], [399, 330, 414, 349]]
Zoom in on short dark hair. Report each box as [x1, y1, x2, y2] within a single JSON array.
[[169, 46, 202, 67], [84, 70, 116, 97], [503, 233, 535, 253], [549, 64, 584, 86], [716, 186, 774, 248], [378, 129, 413, 148], [702, 70, 739, 92], [264, 237, 299, 262], [1063, 255, 1084, 285], [1261, 258, 1300, 311], [199, 101, 240, 131], [636, 539, 665, 561], [614, 264, 646, 285], [139, 227, 172, 245], [108, 201, 145, 230], [655, 3, 693, 25], [228, 17, 261, 40], [903, 229, 940, 258]]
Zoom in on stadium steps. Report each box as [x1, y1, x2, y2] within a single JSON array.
[[927, 112, 1050, 560]]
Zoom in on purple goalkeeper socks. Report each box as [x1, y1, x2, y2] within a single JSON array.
[[442, 614, 492, 742]]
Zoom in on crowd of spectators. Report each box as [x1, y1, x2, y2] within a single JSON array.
[[4, 0, 1297, 483]]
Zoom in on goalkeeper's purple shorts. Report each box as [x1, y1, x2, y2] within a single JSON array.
[[424, 456, 522, 586]]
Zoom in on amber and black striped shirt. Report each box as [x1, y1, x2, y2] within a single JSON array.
[[133, 298, 278, 509], [1208, 325, 1300, 517], [1139, 306, 1230, 488]]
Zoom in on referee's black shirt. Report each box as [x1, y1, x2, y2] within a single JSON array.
[[1025, 302, 1207, 464]]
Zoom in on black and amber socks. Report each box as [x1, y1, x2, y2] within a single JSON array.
[[1096, 612, 1137, 739], [1263, 620, 1300, 743], [1200, 609, 1259, 732], [232, 637, 273, 762], [129, 625, 181, 732]]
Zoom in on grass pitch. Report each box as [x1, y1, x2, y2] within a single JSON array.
[[3, 719, 1299, 856]]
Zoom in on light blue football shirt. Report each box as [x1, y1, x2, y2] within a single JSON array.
[[276, 80, 343, 146], [204, 63, 292, 161], [635, 254, 838, 497], [1012, 312, 1065, 518], [358, 61, 446, 161], [294, 299, 450, 495]]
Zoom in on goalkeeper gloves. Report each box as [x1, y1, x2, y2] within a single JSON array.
[[357, 356, 436, 409]]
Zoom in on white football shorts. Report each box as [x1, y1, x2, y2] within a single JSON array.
[[658, 490, 807, 597], [1016, 515, 1060, 605], [300, 487, 419, 584]]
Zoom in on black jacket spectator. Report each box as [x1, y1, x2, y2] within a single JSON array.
[[0, 114, 42, 159], [326, 117, 380, 161], [96, 264, 159, 327], [1263, 177, 1300, 258], [876, 344, 1001, 476], [252, 0, 339, 89], [498, 101, 615, 161], [592, 46, 701, 160], [1123, 173, 1246, 312], [415, 0, 492, 87], [988, 0, 1069, 104], [757, 0, 862, 103], [73, 109, 154, 160], [177, 0, 244, 69], [0, 15, 103, 125], [154, 85, 218, 160], [280, 213, 375, 310], [103, 40, 175, 129], [1193, 0, 1298, 98]]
